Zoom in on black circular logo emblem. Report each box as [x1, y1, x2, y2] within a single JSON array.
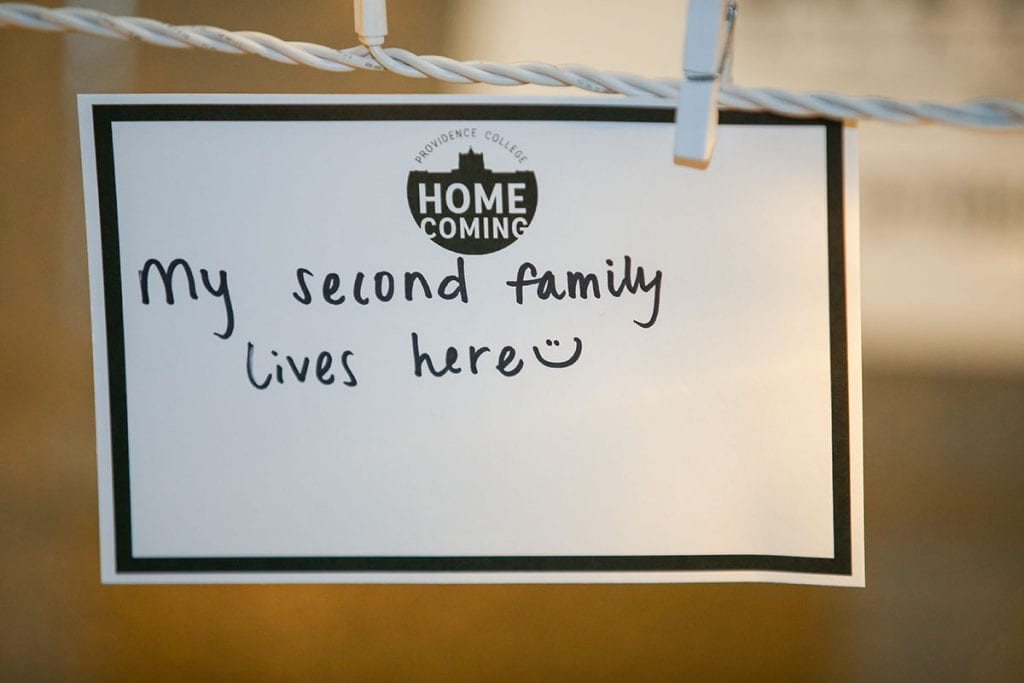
[[407, 147, 538, 255]]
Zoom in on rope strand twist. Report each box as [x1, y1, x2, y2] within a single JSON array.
[[2, 2, 1022, 129]]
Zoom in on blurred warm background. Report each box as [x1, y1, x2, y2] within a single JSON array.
[[1, 0, 1022, 680]]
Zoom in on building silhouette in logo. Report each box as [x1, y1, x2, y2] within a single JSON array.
[[410, 148, 531, 185], [407, 148, 538, 255]]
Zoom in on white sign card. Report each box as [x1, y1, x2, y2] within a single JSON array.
[[80, 95, 863, 586]]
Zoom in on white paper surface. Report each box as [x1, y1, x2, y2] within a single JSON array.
[[80, 94, 863, 585]]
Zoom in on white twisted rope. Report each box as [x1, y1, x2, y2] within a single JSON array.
[[3, 2, 1023, 130]]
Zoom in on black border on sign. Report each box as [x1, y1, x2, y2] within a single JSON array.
[[92, 104, 851, 576]]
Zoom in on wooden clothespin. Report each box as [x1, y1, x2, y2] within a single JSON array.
[[354, 0, 388, 46], [674, 0, 738, 169]]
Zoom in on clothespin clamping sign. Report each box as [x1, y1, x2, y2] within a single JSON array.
[[674, 0, 738, 169]]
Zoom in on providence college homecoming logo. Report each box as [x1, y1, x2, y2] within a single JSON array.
[[407, 147, 538, 255]]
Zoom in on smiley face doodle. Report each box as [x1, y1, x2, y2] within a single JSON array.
[[532, 337, 583, 369]]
